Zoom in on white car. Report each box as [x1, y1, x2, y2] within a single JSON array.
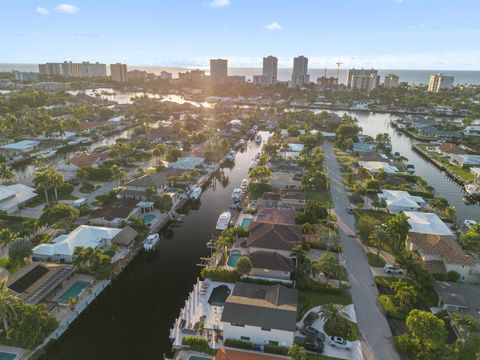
[[328, 336, 352, 350], [384, 264, 404, 274]]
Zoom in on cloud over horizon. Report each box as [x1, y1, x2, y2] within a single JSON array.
[[55, 3, 79, 14], [265, 21, 282, 31], [34, 7, 49, 15]]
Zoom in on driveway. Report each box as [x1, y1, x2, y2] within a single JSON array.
[[323, 142, 399, 360]]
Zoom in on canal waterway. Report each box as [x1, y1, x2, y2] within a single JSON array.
[[42, 133, 267, 360], [330, 110, 480, 223]]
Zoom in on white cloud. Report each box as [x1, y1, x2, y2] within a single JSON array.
[[208, 0, 230, 8], [55, 4, 79, 14], [265, 22, 283, 31], [35, 7, 49, 15]]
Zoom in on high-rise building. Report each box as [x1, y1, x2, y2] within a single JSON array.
[[38, 61, 107, 78], [428, 74, 454, 92], [262, 55, 278, 86], [347, 69, 379, 91], [110, 63, 128, 82], [178, 69, 206, 81], [384, 74, 400, 89], [210, 59, 228, 81], [38, 63, 63, 76], [13, 71, 38, 82], [317, 76, 338, 89], [290, 56, 310, 88]]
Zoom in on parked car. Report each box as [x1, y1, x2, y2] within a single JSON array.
[[303, 337, 324, 353], [384, 264, 404, 274], [346, 207, 354, 214], [303, 311, 319, 327], [301, 326, 326, 342], [328, 336, 352, 350]]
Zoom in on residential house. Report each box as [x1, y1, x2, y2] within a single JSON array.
[[470, 167, 480, 182], [352, 143, 376, 153], [215, 346, 289, 360], [378, 190, 426, 213], [269, 172, 302, 191], [168, 156, 206, 170], [404, 211, 453, 236], [267, 159, 303, 174], [464, 125, 480, 136], [248, 251, 294, 282], [246, 222, 304, 258], [433, 282, 480, 339], [32, 225, 137, 263], [121, 172, 170, 200], [1, 140, 40, 157], [221, 282, 298, 347], [259, 191, 306, 210], [256, 209, 297, 225], [448, 154, 480, 168], [0, 184, 38, 214], [89, 198, 141, 227], [358, 161, 399, 174], [439, 143, 466, 156]]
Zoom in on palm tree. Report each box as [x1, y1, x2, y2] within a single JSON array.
[[386, 212, 411, 255], [0, 280, 22, 340], [0, 228, 19, 247], [313, 252, 340, 284], [47, 169, 64, 201], [369, 227, 389, 258], [318, 303, 346, 333], [34, 170, 53, 203], [301, 223, 316, 238], [111, 165, 126, 189], [0, 161, 16, 184], [153, 144, 166, 165]]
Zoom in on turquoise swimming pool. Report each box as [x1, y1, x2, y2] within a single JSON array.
[[241, 218, 252, 229], [190, 356, 211, 360], [0, 353, 17, 360], [58, 281, 89, 304], [143, 214, 155, 223], [227, 250, 241, 267], [165, 188, 178, 193]]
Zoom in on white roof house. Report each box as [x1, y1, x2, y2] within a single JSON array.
[[229, 119, 243, 126], [108, 115, 124, 123], [168, 156, 205, 170], [404, 211, 453, 236], [358, 161, 398, 174], [449, 154, 480, 167], [32, 225, 122, 262], [378, 190, 426, 214], [470, 167, 480, 179], [287, 143, 304, 152], [1, 140, 40, 153], [0, 184, 38, 214]]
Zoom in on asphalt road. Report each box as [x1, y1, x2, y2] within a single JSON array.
[[323, 142, 399, 360]]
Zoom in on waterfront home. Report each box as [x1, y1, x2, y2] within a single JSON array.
[[89, 198, 142, 227], [448, 154, 480, 168], [405, 233, 478, 281], [404, 211, 453, 236], [433, 282, 480, 339], [259, 191, 306, 210], [464, 125, 480, 136], [267, 159, 303, 174], [215, 347, 289, 360], [68, 152, 108, 170], [0, 184, 38, 214], [377, 190, 426, 214], [470, 167, 480, 182], [358, 161, 399, 174], [247, 251, 294, 282], [7, 262, 75, 305], [415, 125, 463, 139], [220, 282, 298, 347], [256, 208, 297, 225], [438, 143, 466, 156], [269, 171, 302, 190], [352, 143, 376, 153], [32, 225, 137, 263], [168, 156, 206, 170], [246, 222, 304, 258], [0, 139, 40, 156], [121, 172, 170, 200]]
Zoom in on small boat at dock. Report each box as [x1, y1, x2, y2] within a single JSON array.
[[231, 188, 243, 202], [254, 135, 262, 144], [240, 179, 248, 190], [190, 187, 202, 200], [143, 234, 160, 251], [226, 150, 236, 161], [216, 211, 231, 231]]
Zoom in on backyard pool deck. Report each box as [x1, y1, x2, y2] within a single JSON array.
[[0, 345, 25, 360]]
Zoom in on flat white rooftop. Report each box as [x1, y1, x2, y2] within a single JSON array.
[[404, 211, 453, 236]]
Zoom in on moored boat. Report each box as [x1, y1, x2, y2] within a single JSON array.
[[231, 188, 243, 202], [216, 211, 231, 231], [143, 233, 160, 251], [226, 150, 236, 161], [254, 135, 262, 144], [190, 187, 202, 200], [240, 179, 248, 190]]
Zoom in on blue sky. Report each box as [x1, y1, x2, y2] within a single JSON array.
[[1, 0, 480, 69]]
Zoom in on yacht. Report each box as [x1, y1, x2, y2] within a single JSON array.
[[239, 139, 246, 146], [465, 183, 480, 197], [231, 188, 243, 202], [216, 211, 232, 231], [249, 160, 257, 169], [190, 187, 202, 200], [254, 135, 262, 144], [143, 234, 160, 251], [240, 179, 248, 191], [226, 150, 236, 161], [464, 219, 477, 229]]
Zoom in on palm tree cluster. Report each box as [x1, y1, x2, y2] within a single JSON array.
[[0, 157, 16, 184], [73, 246, 112, 279], [33, 168, 64, 203]]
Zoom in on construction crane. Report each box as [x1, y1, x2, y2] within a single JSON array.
[[336, 60, 343, 81]]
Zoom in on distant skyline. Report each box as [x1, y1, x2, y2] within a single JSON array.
[[1, 0, 480, 70]]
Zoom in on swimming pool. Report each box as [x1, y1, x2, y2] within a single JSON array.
[[143, 214, 155, 223], [189, 356, 211, 360], [165, 188, 178, 193], [58, 281, 89, 304], [227, 250, 241, 267], [241, 218, 252, 229], [0, 353, 17, 360]]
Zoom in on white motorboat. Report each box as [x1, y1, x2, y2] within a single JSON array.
[[143, 233, 160, 251], [254, 135, 262, 144], [239, 139, 246, 146], [464, 219, 477, 229], [240, 179, 248, 190], [406, 162, 415, 173], [216, 211, 231, 231], [190, 187, 202, 200], [231, 188, 243, 202], [249, 160, 257, 169], [465, 183, 480, 196], [226, 150, 236, 161]]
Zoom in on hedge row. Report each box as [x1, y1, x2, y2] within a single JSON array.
[[223, 339, 254, 350], [200, 267, 240, 283]]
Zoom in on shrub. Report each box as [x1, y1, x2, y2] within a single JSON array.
[[394, 333, 419, 357], [200, 267, 240, 283], [79, 166, 114, 181], [324, 317, 359, 341], [181, 336, 209, 352], [223, 339, 254, 350], [446, 270, 460, 282], [264, 344, 289, 355], [58, 182, 74, 196], [433, 272, 447, 281]]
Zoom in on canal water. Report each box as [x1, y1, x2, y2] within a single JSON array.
[[330, 110, 480, 223], [42, 133, 266, 360]]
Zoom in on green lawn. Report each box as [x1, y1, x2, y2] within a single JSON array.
[[354, 209, 393, 243], [298, 289, 352, 320], [306, 190, 332, 207], [27, 193, 78, 207], [0, 257, 22, 273], [374, 276, 438, 307], [307, 354, 343, 360], [366, 252, 386, 267]]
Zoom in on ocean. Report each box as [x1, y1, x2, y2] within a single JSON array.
[[1, 63, 480, 85]]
